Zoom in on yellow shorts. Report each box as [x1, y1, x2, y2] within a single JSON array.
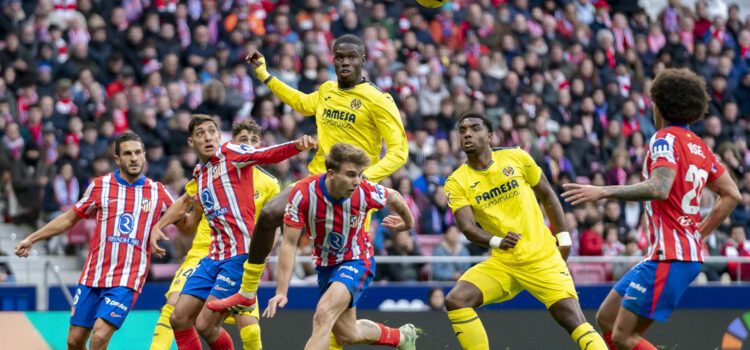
[[166, 256, 259, 321], [459, 253, 578, 308]]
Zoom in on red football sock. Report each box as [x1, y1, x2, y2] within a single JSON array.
[[603, 332, 618, 349], [631, 338, 657, 350], [209, 328, 233, 350], [373, 323, 401, 346], [174, 327, 201, 350]]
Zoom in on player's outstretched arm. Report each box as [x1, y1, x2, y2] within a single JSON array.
[[246, 50, 320, 116], [380, 189, 414, 232], [15, 209, 82, 257], [454, 206, 520, 250], [263, 223, 302, 319], [150, 193, 202, 258], [532, 174, 572, 261], [699, 172, 741, 238], [561, 166, 676, 205]]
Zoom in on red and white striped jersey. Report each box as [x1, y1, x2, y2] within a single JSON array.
[[284, 174, 387, 266], [73, 171, 173, 292], [194, 141, 299, 260], [643, 125, 725, 262]]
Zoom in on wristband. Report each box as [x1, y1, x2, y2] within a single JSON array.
[[489, 236, 503, 249], [263, 76, 273, 84], [556, 231, 572, 247]]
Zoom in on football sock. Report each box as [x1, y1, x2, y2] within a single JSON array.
[[447, 308, 489, 350], [174, 327, 201, 350], [373, 323, 400, 346], [631, 338, 657, 350], [571, 322, 608, 350], [240, 261, 265, 294], [240, 324, 262, 350], [328, 332, 343, 350], [149, 304, 175, 350], [209, 328, 233, 350], [603, 331, 617, 349]]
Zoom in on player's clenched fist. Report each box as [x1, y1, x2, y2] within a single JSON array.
[[245, 50, 270, 81], [14, 238, 32, 257], [294, 135, 317, 151], [500, 232, 521, 250]]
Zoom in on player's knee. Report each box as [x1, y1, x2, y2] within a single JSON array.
[[332, 331, 357, 346], [312, 306, 337, 328], [595, 308, 613, 331], [611, 329, 635, 349], [169, 309, 189, 330], [66, 334, 87, 350], [257, 205, 284, 228], [88, 330, 109, 349], [444, 290, 474, 311]]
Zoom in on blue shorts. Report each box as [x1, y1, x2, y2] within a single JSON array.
[[181, 254, 247, 300], [70, 284, 137, 329], [316, 257, 375, 308], [614, 260, 701, 322]]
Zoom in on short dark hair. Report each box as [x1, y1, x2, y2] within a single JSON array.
[[188, 114, 218, 136], [332, 34, 365, 55], [457, 112, 493, 133], [232, 120, 261, 138], [325, 143, 371, 172], [650, 68, 709, 125], [115, 130, 144, 156]]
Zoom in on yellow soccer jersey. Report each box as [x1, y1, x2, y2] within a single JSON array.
[[267, 78, 408, 182], [183, 166, 281, 261], [444, 147, 557, 265]]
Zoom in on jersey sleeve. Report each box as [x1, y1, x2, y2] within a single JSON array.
[[283, 183, 308, 229], [73, 179, 101, 218], [222, 141, 300, 166], [267, 77, 320, 116], [707, 149, 727, 183], [648, 131, 679, 171], [518, 149, 543, 186], [362, 180, 388, 210], [157, 182, 175, 213], [444, 175, 470, 213], [184, 179, 197, 196], [362, 91, 409, 182]]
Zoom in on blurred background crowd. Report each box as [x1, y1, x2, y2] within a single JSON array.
[[0, 0, 749, 285]]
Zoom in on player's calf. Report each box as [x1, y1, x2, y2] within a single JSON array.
[[67, 325, 90, 350], [246, 189, 289, 264]]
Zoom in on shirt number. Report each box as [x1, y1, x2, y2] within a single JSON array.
[[681, 164, 708, 215]]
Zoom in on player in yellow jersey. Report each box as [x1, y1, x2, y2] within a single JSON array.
[[442, 112, 607, 350], [207, 35, 408, 350], [149, 120, 280, 350]]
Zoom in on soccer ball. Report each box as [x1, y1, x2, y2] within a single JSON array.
[[416, 0, 448, 8]]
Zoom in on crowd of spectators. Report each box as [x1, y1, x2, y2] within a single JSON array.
[[1, 0, 750, 283]]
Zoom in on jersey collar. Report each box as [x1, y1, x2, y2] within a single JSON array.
[[337, 77, 368, 91], [319, 173, 349, 204], [667, 124, 690, 130], [114, 169, 145, 187]]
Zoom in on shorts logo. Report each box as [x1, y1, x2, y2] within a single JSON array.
[[141, 198, 152, 213], [118, 213, 135, 235], [201, 188, 215, 210], [327, 232, 345, 250], [73, 288, 81, 305], [217, 274, 236, 286], [503, 167, 514, 177], [110, 312, 122, 318], [623, 294, 637, 300], [214, 286, 228, 291], [350, 98, 362, 110], [340, 273, 354, 280], [338, 265, 359, 274], [629, 282, 647, 293]]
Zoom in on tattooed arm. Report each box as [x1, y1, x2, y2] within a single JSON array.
[[561, 166, 676, 205], [380, 189, 415, 232]]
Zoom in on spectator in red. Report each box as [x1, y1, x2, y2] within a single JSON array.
[[580, 218, 605, 256], [722, 223, 750, 281]]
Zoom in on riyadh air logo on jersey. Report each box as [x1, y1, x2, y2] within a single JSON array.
[[503, 167, 514, 176], [118, 213, 135, 235], [201, 188, 215, 210], [350, 98, 362, 110], [650, 133, 676, 163], [328, 232, 345, 250], [141, 198, 152, 213]]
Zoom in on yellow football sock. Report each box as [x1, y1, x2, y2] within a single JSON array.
[[447, 308, 489, 350], [240, 324, 262, 350], [150, 304, 175, 350], [240, 261, 266, 294], [329, 332, 343, 350], [571, 322, 608, 350]]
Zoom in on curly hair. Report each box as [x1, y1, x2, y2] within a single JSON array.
[[650, 68, 709, 125]]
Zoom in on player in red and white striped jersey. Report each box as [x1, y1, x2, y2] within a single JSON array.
[[15, 131, 200, 350], [158, 115, 315, 350], [215, 143, 421, 350], [562, 69, 741, 350]]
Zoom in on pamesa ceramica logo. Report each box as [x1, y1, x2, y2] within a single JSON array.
[[721, 311, 750, 349]]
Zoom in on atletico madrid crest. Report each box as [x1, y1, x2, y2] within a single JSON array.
[[141, 198, 153, 212]]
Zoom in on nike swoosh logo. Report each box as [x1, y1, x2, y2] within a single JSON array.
[[623, 295, 637, 300], [110, 312, 122, 318]]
